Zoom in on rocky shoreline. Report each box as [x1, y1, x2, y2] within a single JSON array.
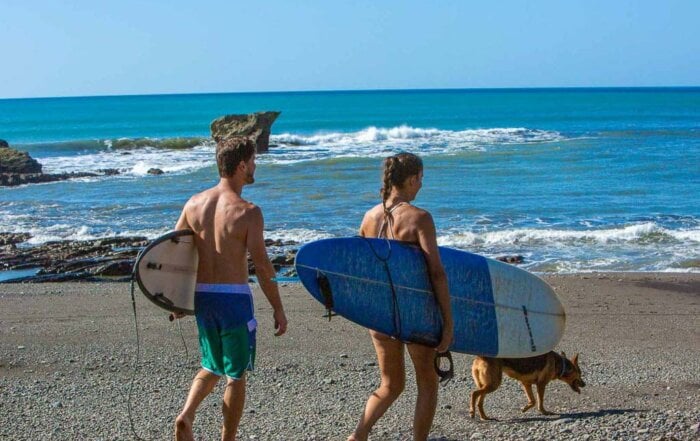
[[0, 233, 298, 283], [0, 112, 281, 187], [1, 231, 526, 283]]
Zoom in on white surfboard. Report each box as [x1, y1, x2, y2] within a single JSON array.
[[134, 230, 198, 315]]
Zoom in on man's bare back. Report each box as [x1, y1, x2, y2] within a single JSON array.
[[176, 183, 259, 284]]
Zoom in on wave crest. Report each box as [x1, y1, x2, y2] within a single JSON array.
[[438, 222, 700, 248]]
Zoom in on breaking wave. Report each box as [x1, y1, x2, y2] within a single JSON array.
[[268, 126, 564, 163], [29, 125, 565, 175], [438, 222, 700, 248]]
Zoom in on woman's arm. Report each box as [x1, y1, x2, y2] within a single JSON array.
[[415, 211, 453, 352]]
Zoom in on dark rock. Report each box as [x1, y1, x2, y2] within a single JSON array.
[[210, 111, 281, 153], [265, 238, 299, 247], [270, 255, 288, 265], [0, 236, 146, 274], [0, 171, 98, 187], [0, 233, 295, 282], [0, 145, 42, 174], [0, 142, 124, 187], [91, 260, 134, 276], [496, 255, 524, 264], [0, 233, 31, 246], [99, 168, 120, 176], [0, 139, 8, 148], [147, 168, 164, 175]]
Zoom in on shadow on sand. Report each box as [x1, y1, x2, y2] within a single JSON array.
[[429, 409, 641, 441], [515, 407, 641, 423]]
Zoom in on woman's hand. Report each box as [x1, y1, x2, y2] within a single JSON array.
[[436, 323, 453, 353]]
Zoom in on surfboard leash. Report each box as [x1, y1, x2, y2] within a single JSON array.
[[362, 237, 403, 339], [434, 351, 454, 386], [128, 275, 148, 441]]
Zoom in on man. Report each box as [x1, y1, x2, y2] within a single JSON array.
[[173, 136, 288, 441]]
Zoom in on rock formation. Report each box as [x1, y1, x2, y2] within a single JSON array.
[[0, 233, 298, 282], [210, 111, 281, 152], [0, 143, 42, 174], [0, 141, 106, 186]]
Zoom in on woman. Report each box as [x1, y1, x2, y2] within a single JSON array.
[[349, 152, 454, 441]]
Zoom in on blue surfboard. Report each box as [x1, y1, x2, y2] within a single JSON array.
[[295, 237, 565, 357]]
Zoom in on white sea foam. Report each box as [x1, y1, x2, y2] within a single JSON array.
[[268, 126, 564, 164], [438, 222, 700, 248], [39, 144, 214, 176], [264, 228, 334, 244], [30, 126, 564, 175]]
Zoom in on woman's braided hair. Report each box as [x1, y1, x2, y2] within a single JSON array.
[[380, 152, 423, 216]]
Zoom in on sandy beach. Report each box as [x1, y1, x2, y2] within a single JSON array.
[[0, 273, 698, 440]]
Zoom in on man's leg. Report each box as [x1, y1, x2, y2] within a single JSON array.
[[221, 375, 246, 441], [407, 343, 439, 441], [175, 369, 220, 441], [348, 331, 405, 441]]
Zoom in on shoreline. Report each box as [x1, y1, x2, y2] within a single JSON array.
[[1, 272, 699, 440]]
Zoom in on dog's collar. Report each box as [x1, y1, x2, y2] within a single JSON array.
[[559, 358, 569, 378]]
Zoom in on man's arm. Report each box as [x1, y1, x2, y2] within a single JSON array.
[[246, 206, 288, 336], [170, 203, 191, 320], [175, 203, 190, 230], [416, 211, 453, 353]]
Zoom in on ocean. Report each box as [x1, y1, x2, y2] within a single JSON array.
[[1, 88, 699, 273]]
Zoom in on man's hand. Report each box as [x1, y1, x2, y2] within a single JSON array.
[[273, 309, 288, 336], [435, 324, 453, 353]]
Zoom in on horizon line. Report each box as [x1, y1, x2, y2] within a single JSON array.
[[2, 85, 700, 101]]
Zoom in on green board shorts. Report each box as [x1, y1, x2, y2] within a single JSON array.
[[194, 283, 257, 380]]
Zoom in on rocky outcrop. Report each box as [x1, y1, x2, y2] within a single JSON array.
[[0, 233, 299, 282], [496, 255, 524, 264], [0, 141, 111, 187], [0, 144, 42, 174], [210, 111, 281, 152], [0, 233, 32, 246], [1, 172, 100, 187]]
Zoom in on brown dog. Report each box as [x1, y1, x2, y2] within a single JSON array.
[[470, 351, 585, 420]]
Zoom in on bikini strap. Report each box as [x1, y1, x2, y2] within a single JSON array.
[[378, 202, 407, 239]]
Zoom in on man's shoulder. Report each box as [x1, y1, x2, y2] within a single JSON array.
[[234, 199, 261, 221], [187, 186, 218, 204]]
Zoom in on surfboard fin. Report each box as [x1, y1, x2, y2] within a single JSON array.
[[317, 273, 337, 322]]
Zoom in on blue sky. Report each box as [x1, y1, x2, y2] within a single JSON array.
[[2, 0, 699, 98]]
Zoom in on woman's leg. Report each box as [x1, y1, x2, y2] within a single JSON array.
[[407, 344, 439, 441], [348, 331, 406, 441]]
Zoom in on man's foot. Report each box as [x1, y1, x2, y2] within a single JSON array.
[[175, 414, 194, 441]]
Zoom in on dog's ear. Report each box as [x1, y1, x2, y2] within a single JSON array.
[[572, 353, 579, 366]]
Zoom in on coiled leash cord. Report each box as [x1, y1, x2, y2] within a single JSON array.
[[434, 351, 454, 386]]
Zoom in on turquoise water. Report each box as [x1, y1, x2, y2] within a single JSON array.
[[1, 88, 699, 272]]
